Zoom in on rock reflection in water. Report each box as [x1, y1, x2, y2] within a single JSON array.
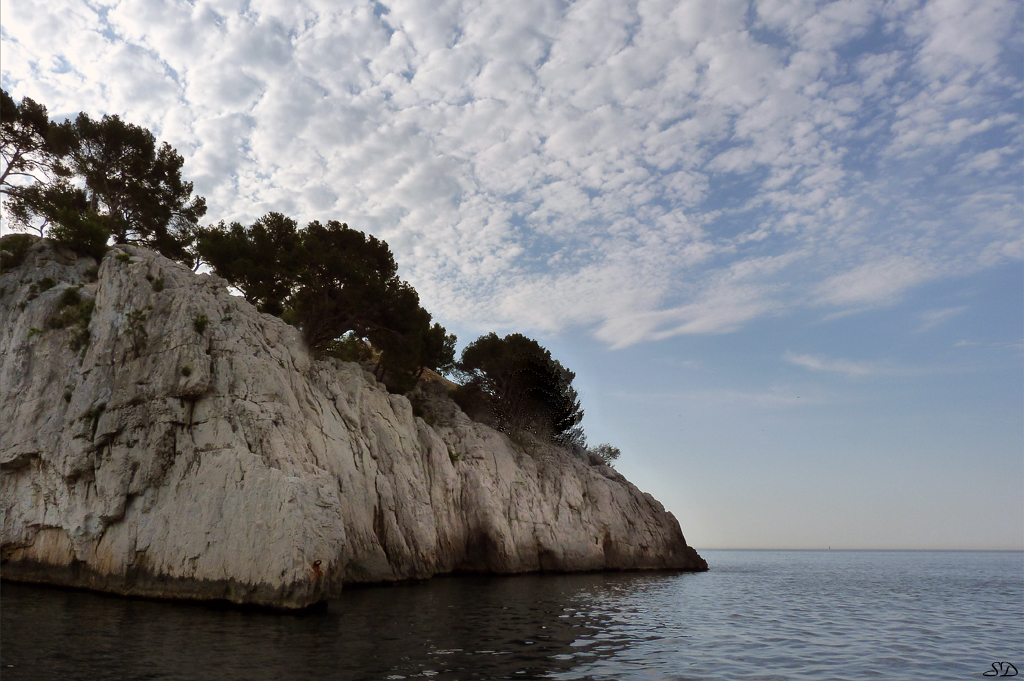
[[1, 571, 663, 680]]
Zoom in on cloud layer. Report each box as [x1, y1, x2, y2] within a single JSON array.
[[2, 0, 1020, 344]]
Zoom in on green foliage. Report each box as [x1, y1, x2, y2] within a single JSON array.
[[180, 366, 192, 377], [115, 252, 131, 263], [124, 309, 148, 356], [421, 323, 458, 376], [46, 287, 94, 347], [449, 382, 491, 423], [150, 276, 165, 292], [193, 313, 209, 335], [323, 332, 373, 363], [27, 327, 43, 338], [591, 443, 621, 466], [1, 91, 205, 264], [10, 180, 112, 259], [0, 233, 36, 269], [455, 333, 584, 446], [38, 277, 56, 292], [1, 90, 76, 236], [448, 446, 460, 464], [68, 112, 207, 264], [1, 90, 54, 188], [58, 286, 81, 307], [0, 90, 74, 181], [287, 219, 401, 351], [198, 215, 457, 394], [49, 203, 111, 260], [196, 213, 302, 315]]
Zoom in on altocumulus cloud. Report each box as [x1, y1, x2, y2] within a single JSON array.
[[2, 0, 1021, 345]]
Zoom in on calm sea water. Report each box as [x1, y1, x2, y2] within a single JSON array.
[[2, 550, 1021, 680]]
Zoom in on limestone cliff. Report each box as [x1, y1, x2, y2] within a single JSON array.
[[0, 237, 706, 609]]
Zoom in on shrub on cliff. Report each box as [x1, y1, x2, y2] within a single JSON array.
[[49, 205, 111, 261], [591, 444, 621, 466], [0, 233, 36, 270]]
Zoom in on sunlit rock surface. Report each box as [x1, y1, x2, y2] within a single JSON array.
[[0, 238, 706, 609]]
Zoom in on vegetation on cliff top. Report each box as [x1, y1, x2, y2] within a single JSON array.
[[2, 90, 206, 263], [196, 212, 456, 392], [1, 90, 619, 458]]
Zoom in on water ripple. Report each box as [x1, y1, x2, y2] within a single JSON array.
[[2, 551, 1021, 680]]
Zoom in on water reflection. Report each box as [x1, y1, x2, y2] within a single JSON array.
[[8, 553, 1019, 680], [1, 571, 686, 681]]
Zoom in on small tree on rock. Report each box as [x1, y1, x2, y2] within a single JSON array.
[[592, 444, 621, 466]]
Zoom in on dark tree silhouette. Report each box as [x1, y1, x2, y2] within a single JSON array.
[[1, 90, 77, 235], [196, 213, 304, 315], [70, 112, 206, 263], [455, 333, 584, 445], [198, 216, 456, 393], [1, 91, 206, 263]]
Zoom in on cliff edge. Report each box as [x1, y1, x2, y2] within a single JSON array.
[[0, 237, 706, 609]]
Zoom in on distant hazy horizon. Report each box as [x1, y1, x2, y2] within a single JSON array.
[[693, 547, 1024, 552]]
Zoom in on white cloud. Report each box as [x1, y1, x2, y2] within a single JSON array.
[[916, 306, 967, 331], [813, 256, 938, 307], [784, 352, 877, 377], [1, 0, 1020, 346]]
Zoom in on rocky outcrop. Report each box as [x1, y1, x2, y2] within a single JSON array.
[[0, 237, 706, 609]]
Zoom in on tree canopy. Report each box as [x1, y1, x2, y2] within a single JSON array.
[[1, 91, 78, 236], [592, 443, 620, 466], [0, 90, 73, 189], [196, 213, 304, 316], [197, 215, 456, 392], [1, 90, 207, 264], [454, 332, 585, 446], [69, 112, 207, 263]]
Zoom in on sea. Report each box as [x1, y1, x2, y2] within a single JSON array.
[[2, 550, 1021, 680]]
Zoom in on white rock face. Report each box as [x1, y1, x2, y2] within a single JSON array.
[[0, 238, 706, 608]]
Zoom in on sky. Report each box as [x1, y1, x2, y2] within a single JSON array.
[[2, 0, 1021, 550]]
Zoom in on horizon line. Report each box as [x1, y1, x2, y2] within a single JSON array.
[[694, 547, 1024, 552]]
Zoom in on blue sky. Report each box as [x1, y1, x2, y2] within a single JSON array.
[[3, 0, 1021, 549]]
